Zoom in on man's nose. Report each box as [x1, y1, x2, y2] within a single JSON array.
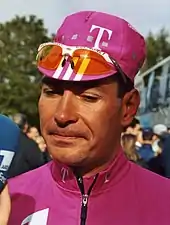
[[54, 90, 78, 128]]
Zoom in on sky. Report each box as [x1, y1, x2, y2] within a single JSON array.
[[0, 0, 170, 37]]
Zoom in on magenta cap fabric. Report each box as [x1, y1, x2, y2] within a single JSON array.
[[38, 11, 146, 82]]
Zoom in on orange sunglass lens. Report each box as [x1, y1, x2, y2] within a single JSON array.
[[37, 45, 62, 70], [72, 49, 113, 75]]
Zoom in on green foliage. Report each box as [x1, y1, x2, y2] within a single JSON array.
[[143, 28, 170, 71], [0, 15, 51, 125]]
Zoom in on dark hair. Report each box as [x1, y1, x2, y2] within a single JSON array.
[[142, 129, 153, 141], [41, 72, 134, 97], [112, 73, 134, 98], [129, 117, 140, 128], [121, 133, 140, 162]]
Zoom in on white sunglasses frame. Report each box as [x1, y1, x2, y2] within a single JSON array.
[[37, 42, 127, 83]]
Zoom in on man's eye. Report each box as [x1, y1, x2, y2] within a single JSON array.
[[81, 94, 100, 103], [43, 88, 56, 96]]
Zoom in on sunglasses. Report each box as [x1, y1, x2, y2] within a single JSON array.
[[36, 42, 127, 83]]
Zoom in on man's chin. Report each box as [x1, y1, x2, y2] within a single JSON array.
[[49, 147, 87, 166]]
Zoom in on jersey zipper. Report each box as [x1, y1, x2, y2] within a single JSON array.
[[76, 174, 99, 225]]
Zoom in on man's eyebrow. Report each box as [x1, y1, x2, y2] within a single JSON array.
[[40, 76, 115, 95]]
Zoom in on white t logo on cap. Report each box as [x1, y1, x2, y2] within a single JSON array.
[[90, 25, 112, 49]]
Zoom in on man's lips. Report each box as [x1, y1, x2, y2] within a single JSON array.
[[51, 133, 80, 139], [49, 131, 85, 140], [49, 133, 84, 146]]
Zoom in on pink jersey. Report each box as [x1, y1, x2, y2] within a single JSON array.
[[8, 150, 170, 225]]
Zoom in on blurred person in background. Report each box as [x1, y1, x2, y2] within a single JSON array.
[[36, 136, 46, 151], [27, 126, 40, 141], [36, 136, 51, 163], [124, 117, 142, 149], [122, 134, 147, 168], [144, 125, 163, 176], [138, 128, 155, 162], [153, 124, 168, 151], [8, 113, 46, 177], [153, 124, 170, 178], [135, 128, 143, 150], [122, 133, 139, 161], [147, 124, 168, 177], [12, 113, 29, 134], [125, 117, 141, 135], [122, 133, 147, 168]]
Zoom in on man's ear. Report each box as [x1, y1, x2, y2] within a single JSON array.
[[120, 89, 140, 127]]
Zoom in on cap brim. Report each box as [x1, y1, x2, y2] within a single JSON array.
[[38, 66, 117, 81]]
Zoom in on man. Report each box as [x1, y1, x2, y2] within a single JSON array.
[[125, 117, 141, 135], [138, 128, 155, 162], [147, 125, 167, 176], [152, 124, 170, 178], [27, 126, 40, 141], [124, 117, 142, 150], [8, 113, 46, 177], [152, 124, 167, 155], [162, 134, 170, 178], [8, 11, 170, 225]]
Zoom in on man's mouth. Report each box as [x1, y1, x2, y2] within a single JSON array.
[[52, 133, 79, 139], [49, 132, 84, 147], [49, 131, 85, 142]]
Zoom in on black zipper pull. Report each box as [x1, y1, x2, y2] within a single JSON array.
[[76, 174, 99, 225], [81, 194, 88, 225]]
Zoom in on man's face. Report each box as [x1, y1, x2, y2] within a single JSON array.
[[134, 124, 141, 134], [27, 127, 39, 141], [38, 76, 138, 169], [131, 123, 141, 136]]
